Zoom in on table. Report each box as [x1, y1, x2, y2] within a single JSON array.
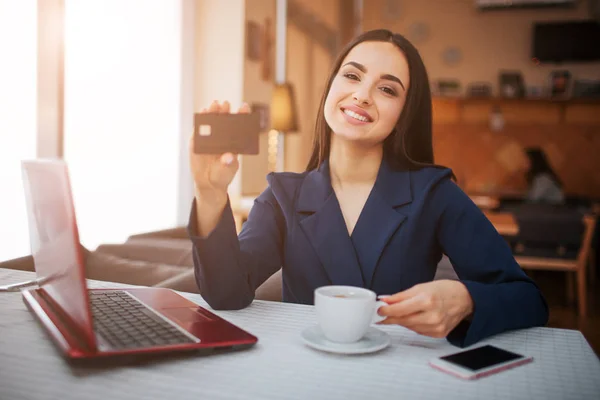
[[1, 268, 599, 400], [484, 211, 519, 236], [470, 195, 500, 210]]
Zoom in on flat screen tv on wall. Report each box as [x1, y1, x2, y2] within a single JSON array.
[[533, 20, 600, 63]]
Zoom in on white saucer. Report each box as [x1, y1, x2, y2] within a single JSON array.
[[300, 325, 391, 355]]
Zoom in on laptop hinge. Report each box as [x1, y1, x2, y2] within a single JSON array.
[[35, 288, 96, 353]]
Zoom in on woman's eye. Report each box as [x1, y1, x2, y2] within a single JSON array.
[[343, 72, 359, 81], [380, 87, 397, 96]]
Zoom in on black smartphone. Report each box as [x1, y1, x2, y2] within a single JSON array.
[[429, 345, 533, 380], [193, 112, 261, 155]]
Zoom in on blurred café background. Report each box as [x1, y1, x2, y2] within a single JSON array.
[[1, 0, 599, 353]]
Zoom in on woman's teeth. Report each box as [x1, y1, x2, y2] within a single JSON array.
[[343, 109, 369, 122]]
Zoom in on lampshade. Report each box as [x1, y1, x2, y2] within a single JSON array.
[[271, 82, 298, 132]]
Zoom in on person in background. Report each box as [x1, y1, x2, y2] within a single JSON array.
[[524, 147, 565, 205], [187, 29, 549, 348]]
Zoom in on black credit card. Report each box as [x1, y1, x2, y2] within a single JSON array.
[[193, 112, 261, 155]]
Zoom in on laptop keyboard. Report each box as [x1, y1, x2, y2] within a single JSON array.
[[89, 290, 196, 350]]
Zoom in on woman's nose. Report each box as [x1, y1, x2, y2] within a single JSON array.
[[352, 88, 372, 106]]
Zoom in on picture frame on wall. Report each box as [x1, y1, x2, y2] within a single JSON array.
[[499, 71, 525, 98], [549, 70, 572, 98], [432, 79, 461, 97], [261, 18, 274, 82], [246, 21, 262, 61], [245, 19, 274, 82]]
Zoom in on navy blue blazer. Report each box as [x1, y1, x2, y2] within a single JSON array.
[[188, 159, 549, 347]]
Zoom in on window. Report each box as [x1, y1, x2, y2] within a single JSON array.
[[0, 0, 37, 262], [63, 0, 182, 249]]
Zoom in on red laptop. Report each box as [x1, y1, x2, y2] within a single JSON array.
[[20, 159, 257, 360]]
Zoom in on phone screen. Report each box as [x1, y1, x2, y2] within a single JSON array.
[[440, 345, 524, 371]]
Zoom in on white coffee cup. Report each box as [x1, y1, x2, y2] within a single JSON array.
[[314, 285, 387, 344]]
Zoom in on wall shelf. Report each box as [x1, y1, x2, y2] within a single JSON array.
[[432, 97, 600, 126], [430, 96, 600, 198]]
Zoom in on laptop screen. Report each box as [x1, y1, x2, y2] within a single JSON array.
[[22, 160, 96, 349]]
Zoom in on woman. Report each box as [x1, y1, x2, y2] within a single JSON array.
[[187, 29, 548, 347], [524, 147, 565, 205]]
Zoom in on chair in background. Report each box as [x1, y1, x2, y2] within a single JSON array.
[[510, 205, 597, 317]]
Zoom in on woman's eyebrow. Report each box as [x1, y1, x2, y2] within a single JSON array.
[[342, 61, 406, 91], [380, 73, 405, 91]]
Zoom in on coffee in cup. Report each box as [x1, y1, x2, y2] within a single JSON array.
[[314, 285, 387, 343]]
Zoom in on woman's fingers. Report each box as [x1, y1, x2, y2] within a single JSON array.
[[380, 309, 445, 329], [220, 153, 235, 165], [377, 281, 472, 340], [238, 102, 251, 114], [379, 284, 420, 304], [208, 100, 219, 113], [379, 316, 448, 338], [380, 318, 428, 332], [378, 293, 427, 319], [204, 100, 248, 114], [220, 100, 231, 113], [379, 311, 428, 326]]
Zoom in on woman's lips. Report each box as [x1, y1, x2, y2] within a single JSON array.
[[340, 106, 373, 125]]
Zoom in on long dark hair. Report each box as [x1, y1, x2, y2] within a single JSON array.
[[306, 29, 439, 172], [525, 147, 562, 187]]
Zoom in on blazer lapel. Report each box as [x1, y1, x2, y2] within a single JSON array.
[[297, 161, 365, 287], [351, 160, 412, 288]]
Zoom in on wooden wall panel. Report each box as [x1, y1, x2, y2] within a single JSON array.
[[565, 104, 600, 126], [431, 98, 460, 124], [501, 103, 561, 125], [432, 98, 600, 199]]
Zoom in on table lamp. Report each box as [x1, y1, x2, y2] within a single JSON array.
[[268, 82, 298, 171]]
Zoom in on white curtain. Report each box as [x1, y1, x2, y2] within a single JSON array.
[[63, 0, 182, 250], [0, 0, 38, 262]]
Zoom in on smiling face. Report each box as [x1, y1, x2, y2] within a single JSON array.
[[323, 41, 410, 147]]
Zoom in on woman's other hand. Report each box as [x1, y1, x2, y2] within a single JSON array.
[[377, 280, 474, 338]]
